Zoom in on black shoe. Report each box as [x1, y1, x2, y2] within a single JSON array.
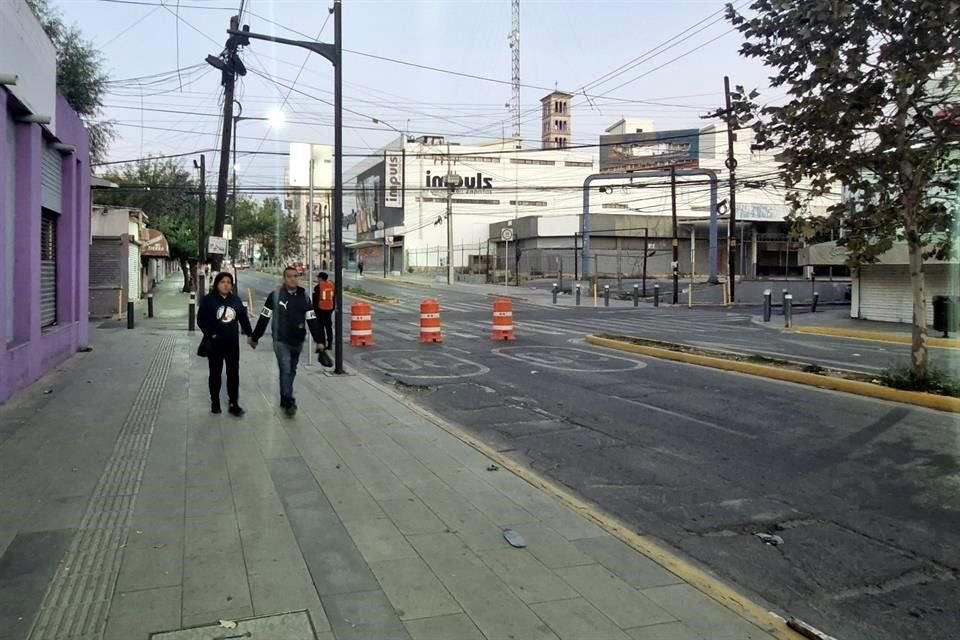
[[228, 404, 245, 417], [212, 401, 222, 414], [284, 404, 298, 417]]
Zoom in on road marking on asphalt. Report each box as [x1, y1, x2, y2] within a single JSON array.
[[610, 395, 758, 439], [492, 345, 647, 372], [363, 349, 489, 379]]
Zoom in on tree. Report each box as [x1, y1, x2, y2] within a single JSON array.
[[726, 0, 960, 380], [26, 0, 114, 162], [97, 158, 203, 291]]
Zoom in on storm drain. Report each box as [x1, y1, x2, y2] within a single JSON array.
[[150, 611, 318, 640], [27, 337, 176, 640]]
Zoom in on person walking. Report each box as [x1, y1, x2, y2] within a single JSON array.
[[197, 272, 253, 416], [250, 266, 326, 416], [313, 272, 335, 350], [358, 259, 364, 277]]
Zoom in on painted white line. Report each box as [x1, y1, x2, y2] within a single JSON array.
[[610, 395, 758, 440], [492, 345, 647, 373]]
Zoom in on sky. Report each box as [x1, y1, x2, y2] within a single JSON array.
[[54, 0, 776, 192]]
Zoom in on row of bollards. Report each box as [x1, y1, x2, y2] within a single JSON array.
[[562, 283, 660, 307], [126, 293, 156, 330], [763, 288, 809, 328]]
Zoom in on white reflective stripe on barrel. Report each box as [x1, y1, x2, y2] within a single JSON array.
[[351, 329, 373, 336], [420, 327, 442, 333], [420, 313, 440, 319], [351, 315, 372, 321], [493, 325, 514, 332], [493, 311, 513, 317]]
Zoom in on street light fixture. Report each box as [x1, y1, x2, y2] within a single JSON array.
[[228, 0, 344, 374]]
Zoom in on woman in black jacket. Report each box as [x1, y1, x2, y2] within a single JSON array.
[[197, 272, 253, 416]]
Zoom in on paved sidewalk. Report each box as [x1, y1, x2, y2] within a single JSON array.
[[1, 280, 785, 640]]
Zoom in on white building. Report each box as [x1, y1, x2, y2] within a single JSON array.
[[340, 107, 839, 279], [286, 143, 333, 268]]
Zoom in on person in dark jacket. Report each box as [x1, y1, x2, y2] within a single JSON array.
[[197, 272, 253, 416], [250, 266, 325, 416]]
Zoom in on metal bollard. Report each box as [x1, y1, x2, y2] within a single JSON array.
[[633, 284, 639, 307], [784, 294, 793, 328], [812, 291, 819, 313], [604, 285, 610, 307], [782, 289, 789, 315], [188, 292, 196, 332], [763, 289, 772, 322], [147, 293, 154, 318], [654, 284, 660, 307], [127, 300, 135, 329], [552, 283, 559, 304], [575, 284, 581, 306]]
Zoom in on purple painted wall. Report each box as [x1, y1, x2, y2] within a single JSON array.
[[0, 92, 91, 403]]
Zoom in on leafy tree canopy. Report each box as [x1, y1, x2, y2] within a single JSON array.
[[26, 0, 115, 162]]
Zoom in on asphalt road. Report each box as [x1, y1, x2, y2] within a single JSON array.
[[240, 270, 960, 640]]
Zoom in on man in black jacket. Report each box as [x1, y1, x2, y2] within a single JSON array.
[[250, 266, 324, 416]]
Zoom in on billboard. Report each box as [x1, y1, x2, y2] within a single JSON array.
[[599, 129, 700, 171], [384, 150, 404, 209], [353, 159, 405, 239]]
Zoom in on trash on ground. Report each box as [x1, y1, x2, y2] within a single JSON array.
[[503, 529, 527, 548], [756, 532, 784, 546], [486, 464, 499, 472], [218, 620, 238, 629]]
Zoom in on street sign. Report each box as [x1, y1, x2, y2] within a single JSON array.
[[500, 227, 515, 242], [223, 224, 233, 241], [207, 236, 227, 255]]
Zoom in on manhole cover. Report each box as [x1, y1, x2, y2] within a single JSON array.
[[150, 610, 317, 640]]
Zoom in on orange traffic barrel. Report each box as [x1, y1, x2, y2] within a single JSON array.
[[350, 301, 374, 346], [420, 299, 443, 343], [491, 298, 515, 341]]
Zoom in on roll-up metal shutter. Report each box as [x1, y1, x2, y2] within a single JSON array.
[[40, 212, 57, 328], [41, 145, 63, 213], [860, 264, 951, 325]]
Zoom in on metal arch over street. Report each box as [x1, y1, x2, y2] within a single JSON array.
[[580, 168, 720, 283]]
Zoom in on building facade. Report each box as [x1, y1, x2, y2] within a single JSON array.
[[1, 0, 91, 403], [541, 91, 572, 149]]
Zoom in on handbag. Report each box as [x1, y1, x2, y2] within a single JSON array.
[[197, 335, 213, 358]]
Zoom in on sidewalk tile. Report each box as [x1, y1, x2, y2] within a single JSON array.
[[626, 622, 705, 640], [183, 514, 242, 558], [182, 605, 254, 629], [575, 536, 684, 589], [378, 497, 448, 535], [288, 509, 380, 596], [640, 584, 775, 640], [248, 563, 330, 632], [556, 564, 676, 629], [530, 597, 630, 640], [403, 613, 485, 640], [322, 478, 389, 522], [479, 548, 580, 604], [185, 485, 235, 518], [342, 516, 418, 563], [115, 525, 183, 592], [323, 589, 411, 640], [103, 586, 180, 640], [409, 532, 559, 640], [370, 556, 462, 620], [182, 552, 252, 618]]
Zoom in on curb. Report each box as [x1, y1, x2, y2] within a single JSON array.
[[485, 292, 529, 303], [343, 290, 400, 305], [790, 326, 960, 350], [362, 275, 436, 289], [586, 335, 960, 413], [347, 367, 806, 640]]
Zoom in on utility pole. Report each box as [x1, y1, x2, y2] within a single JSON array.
[[232, 100, 240, 286], [671, 165, 679, 304], [445, 148, 458, 285], [723, 76, 738, 303], [196, 154, 206, 295], [307, 158, 315, 364], [207, 14, 248, 271]]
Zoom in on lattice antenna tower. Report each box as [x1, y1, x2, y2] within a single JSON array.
[[509, 0, 521, 146]]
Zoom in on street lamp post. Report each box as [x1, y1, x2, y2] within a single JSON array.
[[229, 0, 345, 373]]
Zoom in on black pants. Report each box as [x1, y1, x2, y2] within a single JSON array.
[[318, 310, 333, 349], [208, 342, 240, 405]]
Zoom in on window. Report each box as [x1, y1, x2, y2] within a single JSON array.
[[602, 203, 628, 209], [40, 210, 58, 328], [454, 155, 501, 164], [418, 197, 501, 205], [510, 158, 556, 166], [565, 160, 593, 167], [509, 200, 548, 207]]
